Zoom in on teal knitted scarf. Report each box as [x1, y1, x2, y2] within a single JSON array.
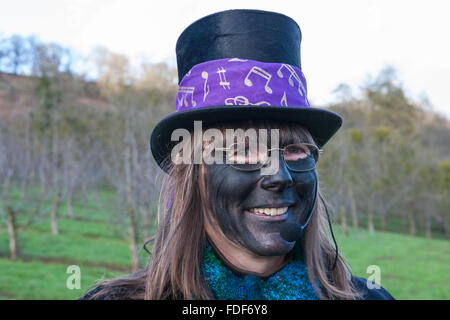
[[200, 241, 319, 300]]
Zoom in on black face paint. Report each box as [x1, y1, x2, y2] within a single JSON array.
[[204, 153, 317, 257]]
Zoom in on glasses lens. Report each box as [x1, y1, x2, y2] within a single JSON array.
[[226, 142, 265, 171], [283, 144, 318, 171], [224, 143, 319, 172]]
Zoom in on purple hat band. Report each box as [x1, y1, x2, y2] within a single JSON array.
[[175, 58, 310, 111]]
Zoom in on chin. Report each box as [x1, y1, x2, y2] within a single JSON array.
[[245, 233, 295, 256]]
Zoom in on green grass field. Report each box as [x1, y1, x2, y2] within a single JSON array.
[[0, 191, 448, 299], [334, 227, 449, 299]]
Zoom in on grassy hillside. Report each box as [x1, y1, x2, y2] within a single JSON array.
[[334, 227, 449, 299], [0, 192, 448, 299]]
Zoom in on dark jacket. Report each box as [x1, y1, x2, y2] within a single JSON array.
[[351, 276, 394, 300]]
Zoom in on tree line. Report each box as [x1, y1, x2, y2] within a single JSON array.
[[0, 35, 448, 270], [0, 34, 175, 269], [320, 67, 449, 238]]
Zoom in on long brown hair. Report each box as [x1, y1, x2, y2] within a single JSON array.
[[83, 120, 361, 300]]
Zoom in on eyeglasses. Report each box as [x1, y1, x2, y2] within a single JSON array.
[[215, 142, 322, 172]]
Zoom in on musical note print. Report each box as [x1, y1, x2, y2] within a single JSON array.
[[281, 91, 288, 106], [201, 71, 209, 102], [217, 67, 230, 90], [277, 64, 305, 96], [228, 58, 248, 62], [225, 95, 270, 106], [244, 66, 273, 94], [177, 86, 196, 107], [225, 96, 248, 105]]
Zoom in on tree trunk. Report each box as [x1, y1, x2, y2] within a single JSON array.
[[6, 207, 19, 260], [124, 124, 139, 272], [349, 185, 358, 228], [21, 112, 31, 201], [67, 191, 74, 218], [380, 214, 387, 231], [401, 213, 406, 234], [93, 188, 99, 203], [340, 206, 347, 236], [408, 211, 416, 236], [81, 181, 87, 206], [368, 211, 375, 234], [425, 219, 431, 239], [127, 205, 140, 272], [39, 154, 48, 195], [425, 209, 432, 239], [143, 207, 150, 240], [51, 191, 61, 235]]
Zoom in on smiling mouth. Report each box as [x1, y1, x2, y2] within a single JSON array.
[[246, 206, 290, 217]]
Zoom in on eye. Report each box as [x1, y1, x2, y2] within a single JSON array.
[[228, 143, 262, 164], [284, 144, 310, 161]]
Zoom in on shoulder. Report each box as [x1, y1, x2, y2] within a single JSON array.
[[351, 276, 395, 300], [79, 284, 143, 300]]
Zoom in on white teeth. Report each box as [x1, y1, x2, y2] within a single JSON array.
[[249, 207, 288, 216]]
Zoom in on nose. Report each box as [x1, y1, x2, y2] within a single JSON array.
[[260, 155, 294, 192]]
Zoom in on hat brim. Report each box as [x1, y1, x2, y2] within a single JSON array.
[[150, 106, 342, 170]]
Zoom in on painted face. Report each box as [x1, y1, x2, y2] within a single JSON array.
[[204, 150, 317, 256]]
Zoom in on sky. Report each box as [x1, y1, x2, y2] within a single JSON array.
[[1, 0, 449, 118]]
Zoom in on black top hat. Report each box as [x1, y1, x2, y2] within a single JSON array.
[[150, 9, 343, 170]]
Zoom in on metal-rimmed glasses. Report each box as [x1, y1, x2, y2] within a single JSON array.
[[215, 142, 322, 172]]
